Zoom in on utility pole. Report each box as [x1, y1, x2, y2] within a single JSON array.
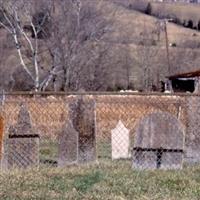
[[164, 19, 171, 76], [160, 19, 173, 92]]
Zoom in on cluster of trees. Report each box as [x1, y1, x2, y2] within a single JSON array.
[[0, 0, 168, 92], [1, 0, 199, 92], [0, 0, 115, 91], [126, 0, 200, 31]]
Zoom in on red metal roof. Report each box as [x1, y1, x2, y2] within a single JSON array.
[[167, 69, 200, 79]]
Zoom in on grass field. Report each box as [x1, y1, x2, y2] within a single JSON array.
[[0, 161, 200, 200], [151, 2, 200, 26]]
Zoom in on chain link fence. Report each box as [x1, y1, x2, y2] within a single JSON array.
[[0, 92, 199, 171]]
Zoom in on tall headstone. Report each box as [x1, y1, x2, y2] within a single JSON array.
[[7, 104, 39, 169], [58, 120, 78, 166], [186, 97, 200, 164], [58, 96, 96, 165], [69, 96, 96, 163], [133, 112, 184, 170], [111, 120, 130, 160]]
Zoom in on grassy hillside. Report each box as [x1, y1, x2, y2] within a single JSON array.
[[151, 2, 200, 28], [102, 1, 200, 88], [117, 0, 200, 27], [105, 0, 200, 47], [1, 162, 200, 199], [1, 0, 200, 91]]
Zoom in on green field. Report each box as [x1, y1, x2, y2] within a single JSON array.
[[2, 139, 199, 200], [0, 161, 200, 200]]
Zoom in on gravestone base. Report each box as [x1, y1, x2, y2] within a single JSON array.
[[132, 149, 183, 170], [185, 148, 200, 164], [133, 151, 157, 170], [79, 136, 96, 163], [7, 135, 39, 169], [161, 152, 183, 170]]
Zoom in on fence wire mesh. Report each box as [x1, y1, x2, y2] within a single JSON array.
[[0, 93, 199, 171]]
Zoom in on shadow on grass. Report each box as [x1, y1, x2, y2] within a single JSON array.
[[73, 171, 103, 193]]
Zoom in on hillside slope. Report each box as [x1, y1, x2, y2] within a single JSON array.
[[0, 0, 200, 91]]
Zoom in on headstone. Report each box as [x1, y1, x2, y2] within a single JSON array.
[[58, 120, 78, 166], [133, 112, 184, 170], [111, 120, 130, 160], [13, 104, 32, 136], [7, 135, 39, 169], [7, 104, 39, 169], [68, 96, 96, 163], [186, 97, 200, 164]]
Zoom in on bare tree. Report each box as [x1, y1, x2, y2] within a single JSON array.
[[0, 30, 5, 91], [41, 0, 114, 91], [0, 0, 44, 91], [0, 0, 113, 92], [135, 19, 160, 91]]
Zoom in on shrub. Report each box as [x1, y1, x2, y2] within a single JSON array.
[[145, 3, 152, 15]]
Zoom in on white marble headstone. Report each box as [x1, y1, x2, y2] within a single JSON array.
[[111, 120, 130, 160]]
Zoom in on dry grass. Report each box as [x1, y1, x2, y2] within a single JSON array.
[[101, 1, 200, 77], [104, 1, 200, 46], [152, 2, 200, 25], [2, 97, 68, 138], [96, 95, 187, 139], [2, 95, 186, 139]]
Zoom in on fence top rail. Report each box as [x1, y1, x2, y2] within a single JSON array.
[[1, 91, 200, 97]]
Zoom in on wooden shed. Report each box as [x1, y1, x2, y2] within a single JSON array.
[[166, 69, 200, 93]]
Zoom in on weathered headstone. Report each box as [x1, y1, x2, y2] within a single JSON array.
[[69, 96, 96, 163], [58, 120, 78, 166], [7, 135, 39, 169], [111, 120, 130, 160], [7, 104, 39, 169], [133, 112, 184, 170], [186, 97, 200, 164]]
